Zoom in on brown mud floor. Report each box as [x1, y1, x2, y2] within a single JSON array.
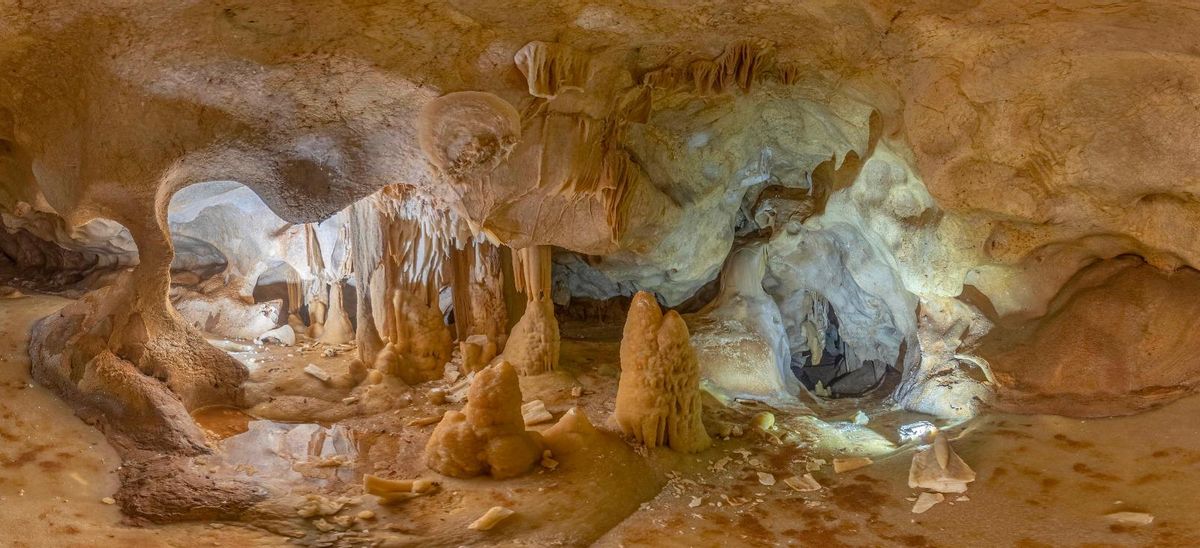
[[2, 294, 1199, 547]]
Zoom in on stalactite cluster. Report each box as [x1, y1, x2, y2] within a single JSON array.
[[368, 186, 456, 385]]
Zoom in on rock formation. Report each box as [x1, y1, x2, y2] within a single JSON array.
[[983, 256, 1200, 416], [613, 291, 711, 453], [424, 361, 545, 479], [448, 237, 508, 372], [356, 187, 455, 385], [690, 243, 796, 401], [502, 246, 560, 375], [5, 1, 1200, 542]]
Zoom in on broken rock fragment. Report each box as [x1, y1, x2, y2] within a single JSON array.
[[784, 474, 822, 492], [257, 324, 296, 346], [908, 433, 975, 493], [911, 492, 944, 514], [303, 363, 332, 383], [521, 399, 554, 426], [469, 506, 515, 531], [833, 457, 873, 473], [363, 474, 439, 501], [1106, 512, 1154, 526]]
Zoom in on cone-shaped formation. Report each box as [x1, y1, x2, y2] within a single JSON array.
[[424, 361, 545, 479], [613, 291, 711, 453], [318, 280, 355, 345]]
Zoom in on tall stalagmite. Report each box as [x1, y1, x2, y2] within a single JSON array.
[[613, 291, 711, 453]]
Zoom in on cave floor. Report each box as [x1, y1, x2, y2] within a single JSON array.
[[2, 293, 1200, 547], [0, 294, 284, 547]]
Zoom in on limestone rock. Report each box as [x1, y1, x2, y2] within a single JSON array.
[[911, 492, 944, 514], [257, 325, 296, 347], [833, 457, 873, 474], [521, 400, 554, 426], [469, 506, 515, 531]]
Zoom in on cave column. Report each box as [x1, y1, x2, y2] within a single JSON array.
[[357, 187, 453, 385], [501, 245, 559, 375]]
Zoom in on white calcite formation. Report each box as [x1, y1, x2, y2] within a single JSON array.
[[909, 433, 976, 494], [689, 244, 796, 401]]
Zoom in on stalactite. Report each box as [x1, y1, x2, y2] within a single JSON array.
[[644, 39, 782, 96], [469, 240, 509, 347], [449, 237, 509, 372], [602, 150, 636, 242], [304, 223, 328, 339], [776, 63, 802, 85], [368, 186, 455, 385], [284, 266, 306, 333], [513, 41, 592, 99], [501, 245, 559, 375], [717, 39, 773, 93], [690, 60, 722, 96]]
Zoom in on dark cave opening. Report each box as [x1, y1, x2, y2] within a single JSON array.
[[790, 304, 887, 398]]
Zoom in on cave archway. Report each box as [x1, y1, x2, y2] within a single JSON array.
[[164, 180, 349, 341]]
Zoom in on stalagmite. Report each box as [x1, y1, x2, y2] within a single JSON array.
[[318, 280, 354, 345], [424, 361, 545, 479], [460, 334, 494, 373], [305, 223, 329, 339], [502, 246, 560, 375], [540, 407, 600, 456], [307, 297, 327, 339], [690, 243, 796, 401], [612, 291, 711, 453]]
